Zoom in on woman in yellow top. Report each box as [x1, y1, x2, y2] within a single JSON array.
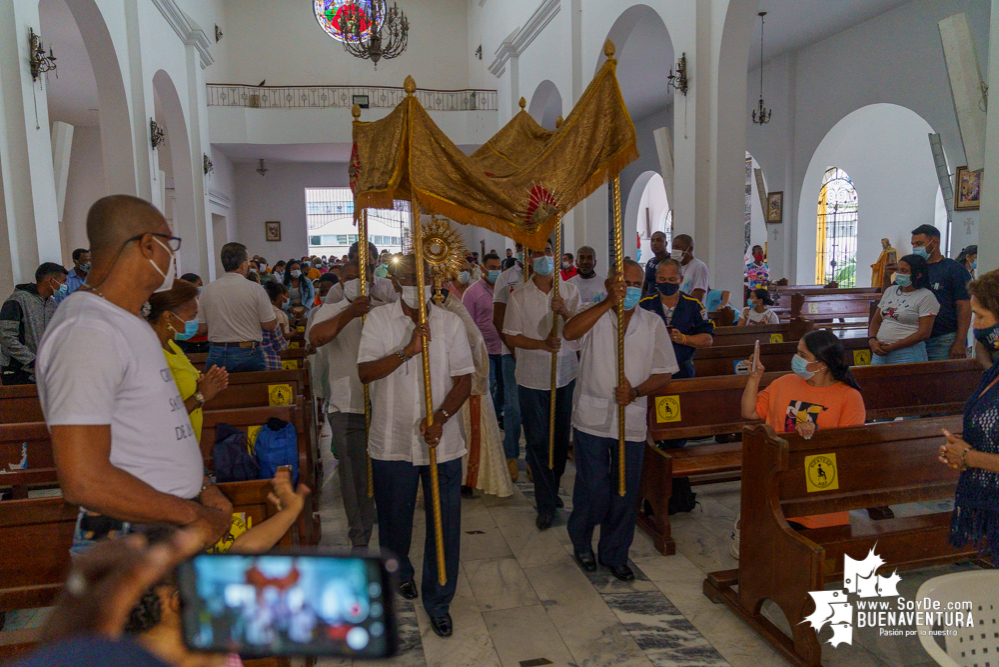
[[147, 279, 229, 442]]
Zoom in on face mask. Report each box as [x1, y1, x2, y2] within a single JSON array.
[[657, 281, 680, 297], [487, 269, 501, 283], [402, 285, 432, 309], [894, 274, 912, 288], [53, 280, 68, 297], [562, 261, 572, 269], [623, 286, 642, 310], [259, 263, 267, 271], [971, 260, 978, 270], [290, 270, 302, 279], [753, 254, 764, 263], [671, 249, 686, 262], [150, 237, 176, 293], [533, 256, 555, 276], [974, 323, 999, 352], [791, 354, 816, 380], [912, 246, 929, 259], [173, 315, 199, 341], [78, 262, 91, 273], [457, 271, 470, 284], [198, 286, 205, 295], [303, 262, 311, 269], [516, 251, 524, 264], [343, 278, 360, 301]]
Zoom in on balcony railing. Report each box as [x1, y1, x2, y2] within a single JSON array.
[[207, 84, 498, 112]]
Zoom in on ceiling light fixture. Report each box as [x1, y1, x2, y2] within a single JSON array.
[[256, 159, 269, 177], [752, 12, 772, 125], [339, 1, 409, 70]]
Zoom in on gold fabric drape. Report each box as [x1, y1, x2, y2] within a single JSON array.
[[350, 55, 638, 249]]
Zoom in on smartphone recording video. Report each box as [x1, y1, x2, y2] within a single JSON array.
[[177, 553, 397, 658]]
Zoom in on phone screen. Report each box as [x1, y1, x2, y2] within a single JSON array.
[[177, 553, 396, 658], [887, 250, 897, 265]]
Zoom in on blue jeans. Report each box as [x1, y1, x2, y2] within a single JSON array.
[[205, 345, 267, 373], [519, 381, 575, 515], [925, 332, 958, 361], [567, 429, 645, 566], [871, 341, 928, 365], [370, 457, 461, 617], [501, 354, 522, 460], [489, 353, 504, 425]]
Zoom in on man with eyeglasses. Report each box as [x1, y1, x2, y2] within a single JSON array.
[[196, 242, 278, 373], [35, 195, 233, 555]]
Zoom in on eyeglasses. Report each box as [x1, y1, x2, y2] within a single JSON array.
[[127, 232, 182, 252]]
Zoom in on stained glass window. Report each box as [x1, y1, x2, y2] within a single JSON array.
[[314, 0, 384, 44], [815, 167, 859, 287]]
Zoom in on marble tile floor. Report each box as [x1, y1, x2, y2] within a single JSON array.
[[315, 457, 983, 667]]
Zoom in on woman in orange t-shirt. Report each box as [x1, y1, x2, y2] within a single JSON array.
[[730, 330, 866, 557]]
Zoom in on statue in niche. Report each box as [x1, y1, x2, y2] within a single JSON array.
[[870, 238, 896, 289]]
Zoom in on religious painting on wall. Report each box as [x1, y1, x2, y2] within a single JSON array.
[[265, 221, 282, 242], [955, 166, 981, 211], [767, 191, 784, 223], [314, 0, 384, 43]]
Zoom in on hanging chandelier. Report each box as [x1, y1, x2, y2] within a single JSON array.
[[317, 0, 409, 70], [751, 12, 772, 125]]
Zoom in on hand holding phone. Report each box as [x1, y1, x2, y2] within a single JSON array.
[[752, 340, 761, 374]]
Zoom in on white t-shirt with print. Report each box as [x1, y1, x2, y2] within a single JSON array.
[[36, 292, 203, 499], [875, 286, 940, 345], [567, 272, 607, 304], [680, 258, 709, 295]]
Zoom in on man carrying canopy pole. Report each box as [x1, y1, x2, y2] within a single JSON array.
[[357, 250, 473, 638]]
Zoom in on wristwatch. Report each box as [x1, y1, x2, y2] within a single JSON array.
[[193, 392, 206, 407]]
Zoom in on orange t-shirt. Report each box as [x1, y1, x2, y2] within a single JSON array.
[[756, 374, 866, 432]]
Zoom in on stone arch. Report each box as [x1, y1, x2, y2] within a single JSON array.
[[625, 171, 670, 262], [528, 80, 562, 131]]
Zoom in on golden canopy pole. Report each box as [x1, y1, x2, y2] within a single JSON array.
[[412, 196, 448, 586], [612, 175, 626, 497], [353, 103, 374, 499], [546, 116, 566, 470]]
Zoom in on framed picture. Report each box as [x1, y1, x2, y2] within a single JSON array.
[[955, 166, 982, 211], [265, 221, 281, 242], [766, 191, 783, 223]]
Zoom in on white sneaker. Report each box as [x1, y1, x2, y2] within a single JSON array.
[[729, 515, 741, 560]]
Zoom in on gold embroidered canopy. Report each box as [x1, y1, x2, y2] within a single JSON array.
[[349, 41, 638, 249]]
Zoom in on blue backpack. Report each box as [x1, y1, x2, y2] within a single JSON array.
[[213, 423, 259, 483], [255, 418, 299, 485]]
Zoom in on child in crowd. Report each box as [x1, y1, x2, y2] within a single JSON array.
[[739, 288, 780, 326]]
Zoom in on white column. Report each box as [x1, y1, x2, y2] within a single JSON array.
[[51, 121, 74, 223], [978, 0, 999, 272], [186, 45, 213, 281]]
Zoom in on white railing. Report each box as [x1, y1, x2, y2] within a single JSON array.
[[207, 84, 498, 112]]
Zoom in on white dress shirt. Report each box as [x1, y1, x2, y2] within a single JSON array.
[[502, 279, 581, 390], [572, 306, 678, 441], [492, 264, 524, 306], [357, 300, 475, 465], [312, 299, 387, 414]]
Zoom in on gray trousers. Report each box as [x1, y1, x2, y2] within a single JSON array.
[[328, 411, 376, 548]]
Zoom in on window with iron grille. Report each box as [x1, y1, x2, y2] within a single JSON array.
[[815, 168, 858, 287]]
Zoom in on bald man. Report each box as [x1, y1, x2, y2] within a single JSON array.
[[36, 195, 232, 553]]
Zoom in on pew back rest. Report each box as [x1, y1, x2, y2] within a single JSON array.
[[200, 403, 309, 484], [204, 369, 307, 411], [710, 318, 814, 347], [0, 385, 44, 423], [790, 292, 878, 320], [692, 337, 873, 377], [189, 348, 309, 371], [0, 422, 53, 473]]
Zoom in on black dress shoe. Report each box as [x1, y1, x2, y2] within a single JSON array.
[[555, 496, 564, 509], [574, 550, 597, 572], [398, 580, 418, 600], [536, 512, 554, 530], [430, 613, 453, 637], [600, 561, 635, 581], [461, 485, 475, 498]]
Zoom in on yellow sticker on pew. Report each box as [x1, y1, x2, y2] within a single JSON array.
[[805, 453, 839, 492], [281, 360, 299, 370], [297, 325, 306, 332], [247, 426, 261, 452], [853, 350, 872, 366], [287, 342, 301, 349], [770, 333, 784, 343], [807, 303, 819, 314], [655, 395, 681, 423], [268, 384, 294, 406]]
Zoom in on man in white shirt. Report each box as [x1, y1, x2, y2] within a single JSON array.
[[326, 241, 399, 305], [491, 242, 526, 480], [563, 260, 677, 580], [36, 195, 232, 554], [567, 245, 606, 304], [309, 260, 379, 552], [357, 255, 474, 638], [672, 234, 709, 302], [503, 240, 580, 530], [197, 242, 277, 372]]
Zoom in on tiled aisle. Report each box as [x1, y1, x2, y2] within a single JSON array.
[[316, 457, 973, 667]]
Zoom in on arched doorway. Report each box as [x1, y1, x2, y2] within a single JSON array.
[[625, 171, 671, 264], [528, 80, 562, 131], [815, 168, 859, 287]]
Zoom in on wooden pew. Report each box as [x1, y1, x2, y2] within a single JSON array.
[[0, 479, 304, 661], [637, 359, 982, 555], [703, 418, 983, 667], [711, 319, 814, 347], [788, 291, 879, 326], [188, 347, 310, 372], [692, 337, 874, 377]]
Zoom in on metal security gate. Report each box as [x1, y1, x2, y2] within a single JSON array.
[[815, 168, 859, 287]]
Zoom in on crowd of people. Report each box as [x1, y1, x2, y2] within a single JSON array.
[[3, 195, 998, 666]]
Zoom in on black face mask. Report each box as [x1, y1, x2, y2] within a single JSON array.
[[657, 282, 680, 297]]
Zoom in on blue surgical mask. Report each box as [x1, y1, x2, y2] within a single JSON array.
[[54, 281, 68, 296], [487, 270, 501, 283], [457, 271, 470, 284], [516, 251, 524, 264], [78, 262, 91, 273], [533, 256, 555, 276], [912, 246, 929, 259], [623, 286, 642, 310], [791, 354, 816, 380], [198, 286, 205, 295], [173, 315, 199, 341], [971, 260, 978, 270], [657, 281, 680, 297], [894, 274, 912, 288]]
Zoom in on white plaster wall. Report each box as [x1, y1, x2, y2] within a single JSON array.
[[62, 126, 107, 261], [233, 161, 350, 262], [796, 104, 943, 289], [222, 0, 469, 90]]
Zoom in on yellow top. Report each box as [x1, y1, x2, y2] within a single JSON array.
[[164, 339, 202, 443]]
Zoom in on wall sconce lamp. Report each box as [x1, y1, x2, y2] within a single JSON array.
[[150, 119, 166, 150], [204, 154, 214, 175], [29, 28, 57, 82], [667, 53, 688, 97]]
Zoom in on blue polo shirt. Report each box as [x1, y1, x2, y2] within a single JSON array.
[[639, 292, 714, 365]]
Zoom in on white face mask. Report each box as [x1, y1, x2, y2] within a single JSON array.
[[290, 269, 302, 279], [150, 237, 176, 293], [402, 285, 432, 309], [670, 249, 686, 262], [457, 271, 471, 284], [343, 278, 361, 301]]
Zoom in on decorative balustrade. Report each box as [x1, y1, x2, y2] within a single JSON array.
[[207, 84, 498, 112]]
